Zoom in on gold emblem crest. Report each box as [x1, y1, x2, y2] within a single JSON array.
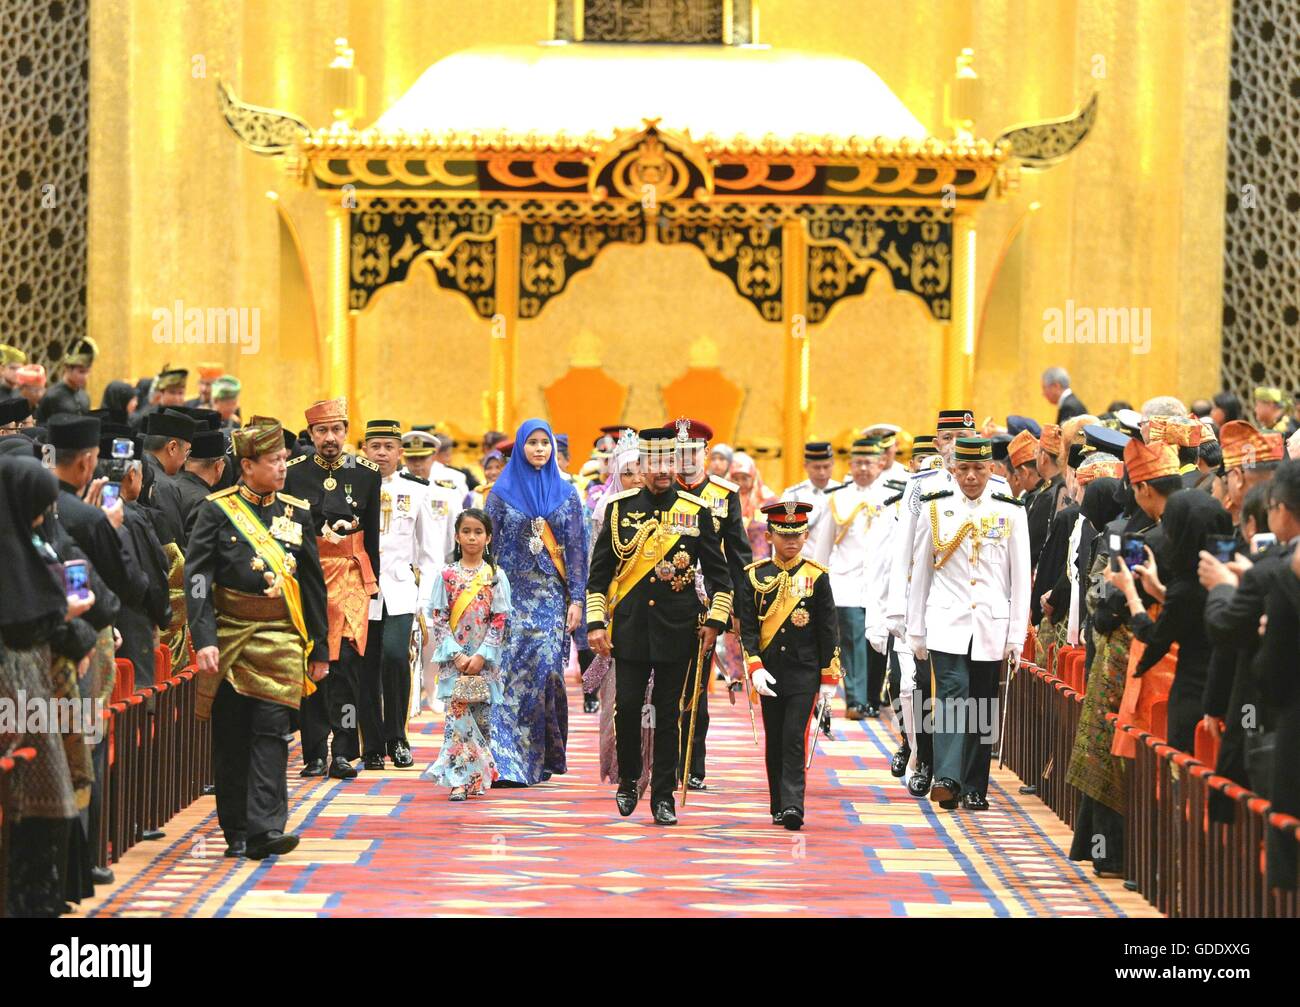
[[791, 607, 811, 628]]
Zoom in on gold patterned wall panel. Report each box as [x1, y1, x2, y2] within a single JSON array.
[[1221, 0, 1300, 399], [5, 0, 88, 369], [91, 0, 1230, 446]]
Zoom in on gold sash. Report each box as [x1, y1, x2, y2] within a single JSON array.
[[449, 564, 494, 630], [756, 562, 825, 651], [213, 493, 316, 697], [538, 519, 567, 582], [607, 498, 700, 614]]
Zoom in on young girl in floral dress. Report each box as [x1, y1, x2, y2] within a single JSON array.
[[424, 509, 512, 800]]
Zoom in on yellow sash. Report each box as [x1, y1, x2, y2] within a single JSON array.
[[538, 519, 567, 582], [756, 562, 825, 651], [607, 498, 700, 614], [214, 493, 316, 697], [449, 564, 494, 630]]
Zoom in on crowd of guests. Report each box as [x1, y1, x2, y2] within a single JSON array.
[[3, 339, 1300, 913]]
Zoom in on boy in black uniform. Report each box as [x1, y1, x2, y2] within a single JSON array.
[[586, 426, 734, 825], [738, 501, 842, 831]]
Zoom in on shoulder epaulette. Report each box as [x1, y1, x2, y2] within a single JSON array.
[[399, 472, 429, 485], [355, 456, 380, 471], [884, 491, 904, 506], [993, 492, 1025, 507], [824, 483, 847, 495], [708, 473, 739, 493], [677, 490, 708, 507], [205, 486, 239, 500], [800, 558, 830, 574], [920, 489, 953, 502], [743, 557, 771, 572], [279, 492, 310, 508], [285, 454, 307, 467], [884, 479, 907, 491], [433, 479, 458, 490], [910, 468, 939, 481], [606, 487, 640, 503]]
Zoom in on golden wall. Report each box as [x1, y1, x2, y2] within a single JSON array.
[[89, 0, 1230, 477]]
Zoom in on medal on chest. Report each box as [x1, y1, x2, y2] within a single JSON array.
[[268, 514, 303, 547], [323, 476, 337, 492], [528, 516, 546, 556], [664, 509, 699, 537], [790, 606, 810, 628]]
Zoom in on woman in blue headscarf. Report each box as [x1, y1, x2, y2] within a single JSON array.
[[483, 419, 589, 785]]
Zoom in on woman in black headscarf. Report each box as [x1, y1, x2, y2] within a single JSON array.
[[1105, 489, 1232, 751], [98, 380, 137, 423], [0, 457, 98, 916], [1066, 476, 1131, 877]]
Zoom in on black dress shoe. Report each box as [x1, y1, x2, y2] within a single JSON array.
[[362, 753, 385, 771], [300, 758, 328, 778], [224, 840, 246, 858], [864, 704, 880, 718], [389, 742, 414, 769], [771, 811, 786, 825], [686, 775, 708, 791], [890, 744, 911, 778], [961, 792, 989, 811], [140, 828, 165, 841], [328, 756, 358, 780], [652, 801, 678, 825], [846, 704, 865, 721], [246, 831, 299, 860], [781, 807, 804, 831], [907, 763, 932, 797], [90, 865, 114, 886], [583, 692, 599, 714], [1019, 784, 1038, 796], [615, 782, 638, 817], [930, 777, 961, 804]]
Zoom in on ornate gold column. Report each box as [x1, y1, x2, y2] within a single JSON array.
[[490, 214, 521, 433], [326, 204, 356, 426], [781, 218, 809, 488], [944, 210, 977, 409]]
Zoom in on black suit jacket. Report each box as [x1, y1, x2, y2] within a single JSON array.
[[1056, 392, 1087, 424]]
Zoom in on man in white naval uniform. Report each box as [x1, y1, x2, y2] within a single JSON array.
[[780, 440, 844, 567], [827, 437, 888, 719], [906, 436, 1030, 812], [360, 420, 449, 768], [866, 434, 943, 789], [882, 409, 977, 797]]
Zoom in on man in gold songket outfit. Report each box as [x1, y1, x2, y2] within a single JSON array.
[[187, 419, 329, 860]]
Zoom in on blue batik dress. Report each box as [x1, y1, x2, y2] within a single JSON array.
[[423, 562, 511, 794], [484, 489, 588, 785]]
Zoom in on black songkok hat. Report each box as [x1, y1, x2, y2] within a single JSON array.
[[48, 414, 101, 450], [145, 408, 198, 442]]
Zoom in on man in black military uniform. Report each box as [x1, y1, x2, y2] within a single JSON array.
[[285, 397, 382, 780], [737, 501, 842, 831], [175, 427, 228, 541], [587, 426, 733, 825], [35, 337, 96, 422], [187, 419, 329, 859], [669, 416, 752, 791]]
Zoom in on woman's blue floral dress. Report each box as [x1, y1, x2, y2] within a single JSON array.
[[484, 489, 588, 785]]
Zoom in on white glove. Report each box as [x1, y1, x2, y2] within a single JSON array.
[[887, 617, 906, 640], [867, 633, 889, 655], [1005, 644, 1023, 664], [751, 667, 777, 697], [819, 683, 837, 702], [910, 638, 929, 662]]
